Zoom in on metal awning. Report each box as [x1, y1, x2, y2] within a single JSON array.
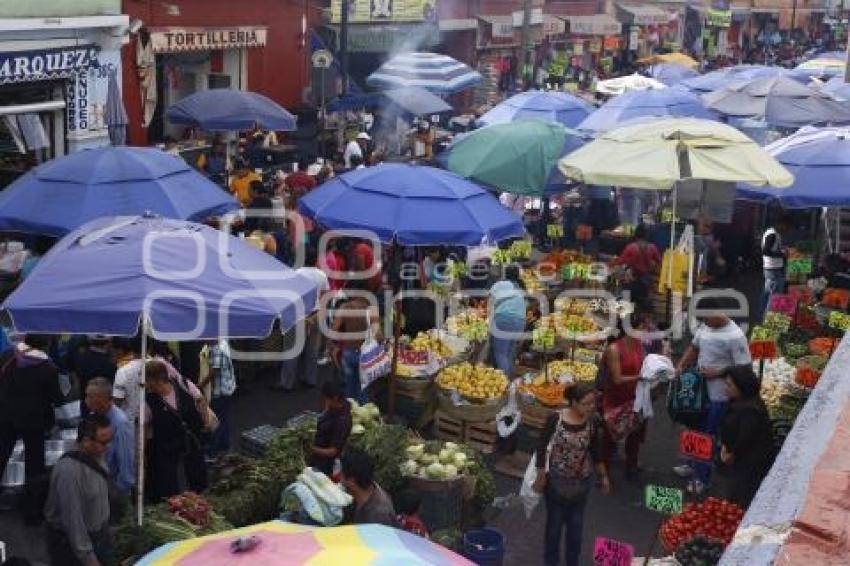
[[564, 14, 622, 36], [616, 4, 672, 25]]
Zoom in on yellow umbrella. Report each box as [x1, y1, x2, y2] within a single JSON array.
[[639, 52, 699, 69], [558, 117, 793, 190]]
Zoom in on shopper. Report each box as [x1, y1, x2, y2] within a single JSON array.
[[199, 339, 236, 461], [44, 414, 114, 566], [83, 378, 135, 495], [0, 335, 62, 524], [143, 360, 207, 501], [760, 218, 789, 319], [68, 335, 116, 417], [674, 295, 752, 494], [489, 265, 527, 377], [285, 158, 317, 198], [719, 366, 774, 507], [341, 448, 397, 527], [331, 288, 382, 402], [319, 238, 349, 292], [534, 383, 610, 566], [600, 313, 647, 481], [229, 158, 262, 207], [308, 381, 352, 477], [616, 224, 661, 309], [343, 133, 370, 169]]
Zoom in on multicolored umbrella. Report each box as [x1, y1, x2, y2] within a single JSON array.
[[366, 52, 481, 94], [136, 521, 475, 565]]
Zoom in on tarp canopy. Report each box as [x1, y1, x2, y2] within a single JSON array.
[[559, 117, 794, 190]]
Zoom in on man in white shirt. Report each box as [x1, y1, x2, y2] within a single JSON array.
[[343, 132, 370, 169], [673, 295, 752, 494]]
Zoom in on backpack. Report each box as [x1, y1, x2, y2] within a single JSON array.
[[667, 370, 710, 428]]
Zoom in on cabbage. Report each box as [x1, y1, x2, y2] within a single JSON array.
[[351, 424, 365, 435], [406, 444, 425, 459], [400, 459, 418, 476], [419, 453, 437, 466], [453, 452, 467, 468], [443, 464, 458, 479], [364, 403, 380, 418], [444, 442, 458, 452], [426, 462, 446, 479], [438, 449, 454, 464]]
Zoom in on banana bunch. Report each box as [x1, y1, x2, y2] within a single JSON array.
[[534, 359, 597, 385], [446, 310, 489, 342], [437, 362, 508, 401]]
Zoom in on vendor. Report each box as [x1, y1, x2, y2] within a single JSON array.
[[489, 266, 527, 377], [761, 218, 789, 319], [616, 224, 661, 309], [309, 381, 352, 477], [230, 158, 262, 207]]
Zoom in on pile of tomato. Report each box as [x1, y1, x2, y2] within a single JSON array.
[[660, 497, 744, 552]]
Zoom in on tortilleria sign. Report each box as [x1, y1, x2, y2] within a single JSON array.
[[0, 45, 100, 85], [149, 27, 267, 53]]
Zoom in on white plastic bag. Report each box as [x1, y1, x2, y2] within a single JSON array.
[[496, 382, 521, 438], [520, 448, 548, 519]]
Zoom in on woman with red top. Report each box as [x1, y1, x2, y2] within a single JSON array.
[[318, 239, 348, 292], [600, 312, 647, 481], [616, 224, 660, 309]]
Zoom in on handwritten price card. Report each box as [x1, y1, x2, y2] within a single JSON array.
[[593, 537, 634, 566], [645, 485, 683, 515], [547, 224, 564, 238], [576, 224, 593, 241], [828, 311, 850, 332], [679, 430, 714, 461], [749, 340, 778, 360], [787, 258, 813, 275], [768, 294, 797, 316]]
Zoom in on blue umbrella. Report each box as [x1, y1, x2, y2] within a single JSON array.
[[680, 65, 789, 93], [166, 89, 296, 131], [104, 69, 128, 146], [298, 164, 525, 245], [477, 90, 594, 129], [366, 52, 481, 94], [382, 87, 452, 116], [0, 147, 239, 236], [2, 214, 317, 338], [577, 88, 717, 134], [737, 127, 850, 208], [650, 63, 699, 86], [821, 76, 850, 101]]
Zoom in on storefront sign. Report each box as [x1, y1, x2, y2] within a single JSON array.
[[66, 49, 118, 137], [543, 15, 565, 36], [512, 8, 544, 27], [629, 27, 640, 51], [603, 36, 620, 50], [0, 44, 99, 85], [589, 40, 602, 54], [568, 15, 622, 36], [492, 20, 515, 39], [707, 8, 732, 28], [330, 0, 437, 24], [348, 25, 439, 52], [149, 27, 267, 53]]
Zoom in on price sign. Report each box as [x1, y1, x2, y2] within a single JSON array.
[[749, 340, 778, 360], [572, 262, 590, 280], [768, 294, 797, 316], [547, 224, 564, 238], [679, 430, 713, 461], [593, 537, 634, 566], [828, 310, 850, 332], [576, 224, 593, 241], [660, 208, 675, 223], [645, 484, 683, 515], [787, 258, 813, 275]]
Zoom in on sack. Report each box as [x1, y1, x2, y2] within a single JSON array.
[[603, 401, 642, 442], [359, 313, 390, 390], [667, 370, 710, 428]]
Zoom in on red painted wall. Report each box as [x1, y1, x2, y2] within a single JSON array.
[[122, 0, 320, 145]]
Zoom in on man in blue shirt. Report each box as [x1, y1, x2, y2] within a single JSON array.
[[84, 377, 135, 494]]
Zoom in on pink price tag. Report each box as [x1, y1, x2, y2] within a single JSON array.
[[768, 294, 797, 316], [593, 537, 634, 566]]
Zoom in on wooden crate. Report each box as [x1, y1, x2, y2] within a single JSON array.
[[433, 410, 499, 454]]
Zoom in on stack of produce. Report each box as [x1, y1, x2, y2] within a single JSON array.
[[446, 309, 489, 342], [674, 536, 726, 566], [546, 359, 597, 384], [758, 358, 810, 422], [509, 239, 532, 260], [399, 440, 472, 480], [519, 268, 545, 294], [553, 297, 592, 315], [113, 493, 232, 562], [410, 330, 453, 359], [436, 362, 508, 402], [808, 336, 840, 356], [349, 400, 382, 436], [794, 355, 827, 388], [660, 498, 744, 552]]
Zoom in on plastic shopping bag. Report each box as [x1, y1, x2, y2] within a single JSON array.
[[519, 455, 542, 519], [359, 314, 391, 390]]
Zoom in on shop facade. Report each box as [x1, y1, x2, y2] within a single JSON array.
[[122, 0, 319, 146], [0, 2, 128, 185]]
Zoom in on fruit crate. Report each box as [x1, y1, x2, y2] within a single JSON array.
[[239, 424, 282, 458], [373, 379, 436, 430], [433, 411, 499, 454]]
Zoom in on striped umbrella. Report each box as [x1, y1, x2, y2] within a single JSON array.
[[104, 69, 128, 146], [366, 52, 481, 94]]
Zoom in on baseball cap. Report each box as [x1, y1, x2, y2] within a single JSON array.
[[356, 132, 371, 141]]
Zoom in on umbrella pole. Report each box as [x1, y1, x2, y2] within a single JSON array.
[[388, 242, 401, 417], [136, 319, 148, 527]]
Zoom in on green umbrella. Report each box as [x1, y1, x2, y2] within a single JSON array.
[[443, 120, 584, 196]]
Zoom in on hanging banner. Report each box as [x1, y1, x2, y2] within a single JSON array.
[[330, 0, 438, 24], [66, 49, 118, 138], [149, 27, 268, 53], [0, 44, 100, 85]]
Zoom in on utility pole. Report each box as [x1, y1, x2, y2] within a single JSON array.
[[518, 0, 531, 90], [790, 0, 797, 41], [340, 0, 350, 95]]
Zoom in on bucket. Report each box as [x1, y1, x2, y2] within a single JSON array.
[[463, 528, 505, 566]]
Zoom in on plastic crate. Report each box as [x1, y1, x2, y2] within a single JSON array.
[[239, 424, 282, 458]]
